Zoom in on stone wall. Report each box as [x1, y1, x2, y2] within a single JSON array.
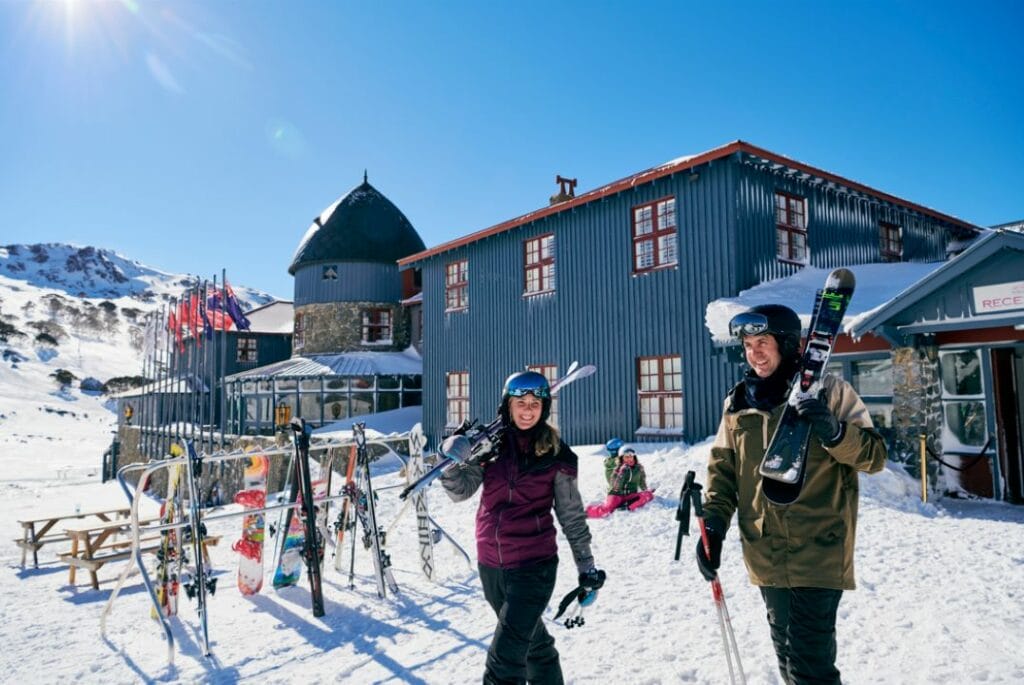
[[889, 345, 943, 488], [294, 302, 411, 356]]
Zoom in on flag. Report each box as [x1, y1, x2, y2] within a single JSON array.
[[199, 290, 214, 340], [169, 305, 184, 353], [205, 285, 233, 331], [224, 281, 251, 331]]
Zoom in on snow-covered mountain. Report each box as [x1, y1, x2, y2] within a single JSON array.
[[0, 242, 277, 389]]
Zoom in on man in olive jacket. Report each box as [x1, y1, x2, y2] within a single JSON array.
[[698, 304, 887, 685]]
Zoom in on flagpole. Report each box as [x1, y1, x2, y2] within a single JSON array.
[[218, 269, 228, 447]]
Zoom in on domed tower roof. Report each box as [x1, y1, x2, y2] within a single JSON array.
[[288, 174, 426, 275]]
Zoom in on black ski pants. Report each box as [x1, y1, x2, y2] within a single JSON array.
[[760, 586, 844, 685], [478, 558, 563, 685]]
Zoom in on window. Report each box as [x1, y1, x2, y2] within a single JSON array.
[[524, 234, 556, 295], [879, 222, 903, 262], [322, 265, 338, 280], [527, 364, 559, 427], [632, 197, 678, 273], [361, 308, 392, 344], [637, 355, 683, 430], [236, 337, 258, 363], [446, 371, 470, 428], [294, 312, 305, 351], [775, 191, 808, 264], [445, 260, 469, 312], [939, 349, 987, 451]]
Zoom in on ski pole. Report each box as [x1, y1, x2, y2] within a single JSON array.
[[677, 471, 746, 685]]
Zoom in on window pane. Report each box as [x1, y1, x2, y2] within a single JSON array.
[[852, 359, 892, 396], [658, 234, 677, 266], [635, 240, 654, 269], [940, 350, 983, 396], [944, 401, 986, 446]]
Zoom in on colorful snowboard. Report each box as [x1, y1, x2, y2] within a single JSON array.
[[232, 452, 269, 595], [272, 477, 327, 587]]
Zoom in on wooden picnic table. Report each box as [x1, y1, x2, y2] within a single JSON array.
[[60, 518, 219, 590], [15, 507, 131, 569]]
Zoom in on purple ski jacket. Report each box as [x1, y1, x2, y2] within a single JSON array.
[[441, 434, 594, 573]]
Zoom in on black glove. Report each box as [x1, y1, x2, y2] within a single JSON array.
[[795, 396, 843, 445], [579, 568, 606, 591], [695, 519, 724, 581]]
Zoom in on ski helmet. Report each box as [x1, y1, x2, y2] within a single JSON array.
[[499, 370, 552, 423], [619, 444, 638, 459], [729, 303, 802, 359], [604, 437, 624, 457]]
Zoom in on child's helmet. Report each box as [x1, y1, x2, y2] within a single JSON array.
[[619, 444, 638, 458], [605, 437, 624, 456], [499, 370, 552, 423]]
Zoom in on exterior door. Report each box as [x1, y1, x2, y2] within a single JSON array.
[[991, 346, 1024, 503]]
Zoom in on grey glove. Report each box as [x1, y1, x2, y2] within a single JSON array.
[[440, 434, 471, 464], [795, 396, 843, 445]]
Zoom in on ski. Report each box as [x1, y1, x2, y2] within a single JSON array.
[[232, 450, 269, 596], [400, 362, 597, 500], [407, 423, 436, 581], [333, 445, 358, 573], [353, 422, 399, 597], [184, 441, 215, 657], [290, 418, 325, 617], [152, 458, 183, 619], [759, 268, 856, 504]]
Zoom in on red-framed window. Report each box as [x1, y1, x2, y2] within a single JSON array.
[[637, 355, 683, 430], [445, 260, 469, 312], [294, 312, 305, 351], [361, 308, 392, 344], [527, 363, 559, 427], [879, 221, 903, 262], [446, 371, 470, 428], [524, 234, 556, 295], [775, 191, 808, 264], [632, 197, 678, 273], [236, 336, 258, 363]]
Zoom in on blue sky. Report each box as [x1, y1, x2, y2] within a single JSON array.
[[1, 0, 1021, 299]]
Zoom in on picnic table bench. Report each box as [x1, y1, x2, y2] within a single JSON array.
[[16, 507, 131, 569], [60, 519, 221, 590]]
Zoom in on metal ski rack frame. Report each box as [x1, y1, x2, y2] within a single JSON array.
[[99, 435, 399, 664]]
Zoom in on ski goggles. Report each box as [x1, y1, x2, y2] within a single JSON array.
[[505, 375, 551, 399], [620, 447, 637, 456], [728, 312, 770, 338]]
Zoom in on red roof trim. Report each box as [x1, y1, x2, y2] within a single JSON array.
[[398, 140, 979, 266]]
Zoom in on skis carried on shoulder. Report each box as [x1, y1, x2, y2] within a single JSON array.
[[400, 362, 598, 500], [759, 268, 856, 504]]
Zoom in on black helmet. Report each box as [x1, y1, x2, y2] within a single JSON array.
[[498, 370, 552, 423], [729, 304, 802, 359]]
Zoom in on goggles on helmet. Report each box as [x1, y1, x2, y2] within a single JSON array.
[[620, 447, 637, 456], [505, 374, 551, 399], [729, 311, 770, 339]]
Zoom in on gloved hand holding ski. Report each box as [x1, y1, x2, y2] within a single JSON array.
[[439, 434, 472, 464], [795, 396, 843, 445]]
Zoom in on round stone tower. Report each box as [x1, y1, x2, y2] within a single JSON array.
[[288, 175, 426, 355]]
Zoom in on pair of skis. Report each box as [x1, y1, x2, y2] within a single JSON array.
[[400, 362, 598, 501], [759, 267, 856, 504]]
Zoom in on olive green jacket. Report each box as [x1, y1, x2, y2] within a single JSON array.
[[704, 373, 887, 590]]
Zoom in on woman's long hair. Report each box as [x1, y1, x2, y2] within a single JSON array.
[[532, 421, 560, 457]]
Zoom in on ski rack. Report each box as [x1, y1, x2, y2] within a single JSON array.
[[99, 433, 415, 664]]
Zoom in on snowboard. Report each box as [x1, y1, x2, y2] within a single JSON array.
[[232, 452, 269, 596], [152, 461, 183, 619], [407, 423, 436, 581], [272, 492, 306, 588], [760, 267, 856, 504]]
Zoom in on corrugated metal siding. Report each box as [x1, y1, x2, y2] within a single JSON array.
[[734, 160, 953, 290], [420, 160, 743, 447], [294, 262, 401, 305]]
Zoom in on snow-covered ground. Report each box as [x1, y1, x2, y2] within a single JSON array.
[[3, 384, 1024, 684]]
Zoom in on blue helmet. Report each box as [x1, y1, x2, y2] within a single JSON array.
[[499, 370, 552, 423], [604, 437, 624, 456]]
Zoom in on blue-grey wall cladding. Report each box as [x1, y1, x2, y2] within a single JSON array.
[[294, 262, 401, 305], [420, 159, 741, 446]]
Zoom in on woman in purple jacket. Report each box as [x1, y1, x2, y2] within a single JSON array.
[[440, 370, 605, 685]]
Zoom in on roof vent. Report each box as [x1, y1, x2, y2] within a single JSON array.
[[549, 175, 577, 205]]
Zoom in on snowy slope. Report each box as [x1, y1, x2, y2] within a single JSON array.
[[2, 410, 1023, 683]]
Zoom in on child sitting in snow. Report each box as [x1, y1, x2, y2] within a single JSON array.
[[586, 445, 655, 518]]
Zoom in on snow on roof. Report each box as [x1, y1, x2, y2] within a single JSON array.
[[244, 300, 293, 334], [705, 262, 945, 344], [225, 347, 422, 381], [311, 405, 422, 440]]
